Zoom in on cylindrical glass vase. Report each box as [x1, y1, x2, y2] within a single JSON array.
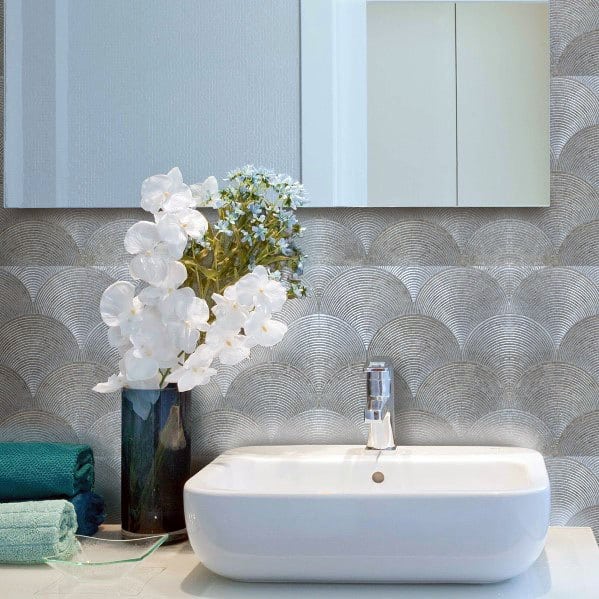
[[121, 384, 191, 542]]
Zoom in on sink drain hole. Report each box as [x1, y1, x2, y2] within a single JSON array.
[[372, 471, 384, 483]]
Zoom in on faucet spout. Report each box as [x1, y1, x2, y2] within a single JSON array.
[[364, 358, 396, 450]]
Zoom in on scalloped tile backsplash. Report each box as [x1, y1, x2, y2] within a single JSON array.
[[1, 1, 599, 535]]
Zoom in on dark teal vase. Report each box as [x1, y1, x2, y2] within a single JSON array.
[[121, 384, 191, 542]]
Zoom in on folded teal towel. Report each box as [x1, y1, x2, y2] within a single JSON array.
[[70, 492, 106, 536], [0, 500, 78, 564], [0, 443, 94, 500]]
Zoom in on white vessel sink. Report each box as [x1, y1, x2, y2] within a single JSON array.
[[184, 445, 550, 583]]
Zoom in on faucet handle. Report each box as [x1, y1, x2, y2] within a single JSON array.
[[365, 358, 392, 373]]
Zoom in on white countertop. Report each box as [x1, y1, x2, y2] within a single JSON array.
[[1, 526, 598, 598]]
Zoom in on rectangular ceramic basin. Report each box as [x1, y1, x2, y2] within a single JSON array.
[[184, 445, 550, 583]]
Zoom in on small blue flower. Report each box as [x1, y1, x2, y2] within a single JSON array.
[[252, 224, 267, 241], [215, 219, 233, 236], [241, 229, 253, 245], [248, 203, 263, 217], [279, 210, 297, 228], [211, 196, 225, 209], [277, 238, 292, 256], [226, 210, 241, 225]]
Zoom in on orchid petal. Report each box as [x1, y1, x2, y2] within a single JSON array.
[[124, 349, 159, 381], [124, 221, 160, 254], [156, 219, 188, 258], [107, 325, 130, 349], [163, 190, 194, 212], [138, 285, 165, 305], [93, 373, 124, 393], [129, 254, 169, 284], [245, 307, 288, 347], [191, 175, 219, 207], [166, 166, 184, 185], [158, 261, 188, 290], [100, 281, 135, 326], [218, 343, 250, 365]]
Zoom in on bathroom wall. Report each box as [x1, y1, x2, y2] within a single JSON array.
[[1, 0, 599, 533]]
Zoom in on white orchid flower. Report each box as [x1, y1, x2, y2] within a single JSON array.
[[184, 297, 210, 331], [211, 285, 250, 329], [190, 176, 219, 208], [235, 265, 287, 312], [107, 327, 133, 358], [100, 281, 144, 336], [120, 356, 162, 390], [123, 310, 179, 380], [157, 209, 208, 241], [244, 307, 288, 347], [158, 286, 195, 322], [125, 221, 187, 284], [166, 295, 210, 354], [131, 325, 178, 367], [93, 360, 161, 393], [100, 281, 136, 326], [141, 167, 194, 214], [205, 324, 250, 365], [125, 332, 179, 381], [166, 345, 217, 391], [138, 262, 188, 305], [123, 347, 160, 381], [169, 326, 199, 355], [155, 218, 189, 252]]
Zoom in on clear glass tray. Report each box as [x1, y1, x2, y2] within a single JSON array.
[[43, 534, 167, 587]]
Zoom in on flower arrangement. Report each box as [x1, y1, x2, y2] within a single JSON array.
[[94, 166, 306, 393]]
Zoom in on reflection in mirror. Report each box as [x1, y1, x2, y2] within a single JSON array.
[[4, 0, 300, 208], [301, 0, 550, 207]]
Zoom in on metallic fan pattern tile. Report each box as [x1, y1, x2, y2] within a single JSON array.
[[1, 1, 599, 541]]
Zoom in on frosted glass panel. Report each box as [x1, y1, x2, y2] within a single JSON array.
[[4, 0, 300, 208]]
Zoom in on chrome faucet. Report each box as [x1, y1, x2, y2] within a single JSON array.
[[364, 358, 396, 450]]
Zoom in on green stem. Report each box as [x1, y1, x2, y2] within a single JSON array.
[[158, 369, 169, 387]]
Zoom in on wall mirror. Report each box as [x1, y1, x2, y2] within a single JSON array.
[[4, 0, 548, 208]]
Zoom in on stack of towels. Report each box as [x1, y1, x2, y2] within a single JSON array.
[[0, 442, 106, 564]]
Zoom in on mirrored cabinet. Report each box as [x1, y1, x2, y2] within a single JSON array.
[[4, 0, 549, 208], [302, 0, 550, 207]]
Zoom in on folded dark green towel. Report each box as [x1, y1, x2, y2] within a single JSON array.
[[0, 443, 94, 500], [0, 500, 78, 564], [70, 491, 106, 536]]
